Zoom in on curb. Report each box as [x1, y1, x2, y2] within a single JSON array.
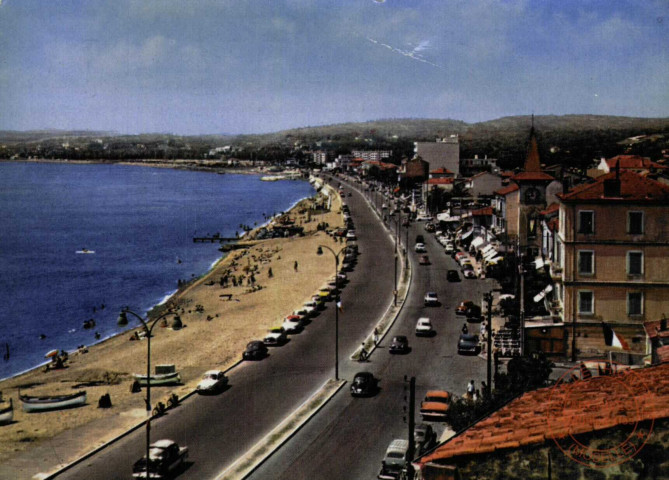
[[42, 359, 244, 479], [214, 378, 347, 480]]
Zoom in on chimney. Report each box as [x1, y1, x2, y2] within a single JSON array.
[[661, 316, 667, 332], [603, 160, 622, 197]]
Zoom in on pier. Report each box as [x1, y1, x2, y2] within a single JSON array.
[[193, 236, 239, 243]]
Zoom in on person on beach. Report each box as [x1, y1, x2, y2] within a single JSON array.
[[294, 260, 298, 272], [268, 267, 273, 278]]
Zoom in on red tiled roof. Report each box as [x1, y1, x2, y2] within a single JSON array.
[[430, 168, 454, 175], [657, 346, 669, 363], [500, 171, 515, 178], [495, 184, 519, 196], [547, 217, 559, 232], [417, 363, 669, 466], [510, 171, 555, 182], [643, 320, 669, 340], [558, 170, 669, 203], [426, 178, 454, 185], [471, 207, 493, 216], [540, 203, 560, 216], [607, 155, 667, 170]]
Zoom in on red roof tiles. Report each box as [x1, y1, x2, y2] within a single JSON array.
[[558, 170, 669, 204], [607, 155, 667, 170], [495, 184, 519, 196], [416, 363, 669, 466], [510, 171, 555, 182], [426, 178, 454, 185]]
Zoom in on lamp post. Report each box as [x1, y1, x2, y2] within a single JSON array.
[[317, 244, 347, 380], [118, 308, 181, 477]]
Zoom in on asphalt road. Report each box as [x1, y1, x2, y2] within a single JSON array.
[[57, 180, 397, 479], [249, 186, 495, 480]]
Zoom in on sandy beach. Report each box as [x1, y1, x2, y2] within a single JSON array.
[[0, 179, 343, 467]]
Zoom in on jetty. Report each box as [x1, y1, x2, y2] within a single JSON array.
[[193, 236, 239, 243]]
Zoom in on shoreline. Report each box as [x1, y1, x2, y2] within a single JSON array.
[[0, 176, 342, 475]]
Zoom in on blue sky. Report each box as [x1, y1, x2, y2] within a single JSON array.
[[0, 0, 667, 134]]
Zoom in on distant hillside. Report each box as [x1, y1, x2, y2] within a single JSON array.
[[2, 115, 668, 169]]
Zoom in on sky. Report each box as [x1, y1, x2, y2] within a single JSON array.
[[0, 0, 667, 135]]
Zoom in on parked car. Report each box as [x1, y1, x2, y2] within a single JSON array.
[[196, 370, 228, 394], [415, 234, 425, 244], [424, 292, 439, 307], [444, 243, 455, 254], [263, 327, 288, 346], [456, 300, 475, 315], [132, 439, 188, 479], [300, 300, 320, 316], [415, 317, 435, 337], [414, 243, 427, 253], [419, 255, 430, 265], [465, 304, 483, 322], [462, 266, 477, 279], [346, 230, 357, 240], [420, 390, 452, 421], [378, 439, 409, 480], [447, 270, 460, 282], [243, 341, 268, 360], [350, 371, 378, 397], [414, 423, 437, 455], [458, 333, 480, 355], [282, 315, 304, 333], [389, 335, 410, 354]]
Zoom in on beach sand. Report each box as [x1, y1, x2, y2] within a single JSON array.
[[0, 182, 344, 469]]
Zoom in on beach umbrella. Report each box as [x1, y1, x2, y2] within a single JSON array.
[[45, 349, 59, 358]]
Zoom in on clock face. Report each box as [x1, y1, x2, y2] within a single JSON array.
[[525, 187, 541, 203]]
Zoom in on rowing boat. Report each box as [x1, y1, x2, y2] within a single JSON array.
[[19, 390, 87, 412], [0, 399, 13, 424]]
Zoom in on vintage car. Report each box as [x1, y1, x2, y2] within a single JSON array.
[[414, 243, 427, 253], [242, 340, 268, 360], [456, 300, 475, 315], [389, 335, 410, 354], [415, 317, 435, 337], [281, 315, 304, 334], [418, 255, 430, 265], [350, 371, 378, 397], [458, 333, 481, 355], [414, 423, 437, 455], [424, 292, 439, 307], [132, 439, 188, 479], [196, 370, 228, 394], [378, 439, 409, 480], [447, 270, 460, 282], [419, 390, 451, 421], [263, 327, 288, 346]]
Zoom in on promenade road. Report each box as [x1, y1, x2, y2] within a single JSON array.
[[56, 179, 396, 479]]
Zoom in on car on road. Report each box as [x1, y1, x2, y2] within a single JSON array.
[[415, 234, 425, 244], [420, 390, 452, 421], [196, 370, 228, 394], [132, 439, 188, 479], [299, 300, 320, 316], [263, 327, 288, 346], [346, 230, 357, 240], [242, 340, 268, 360], [447, 270, 460, 282], [389, 335, 410, 354], [418, 255, 430, 265], [350, 371, 378, 397], [424, 292, 439, 307], [444, 243, 455, 254], [415, 317, 435, 337], [414, 243, 427, 253], [424, 222, 436, 232], [378, 439, 409, 480], [414, 423, 438, 455], [462, 265, 477, 279], [456, 300, 475, 315], [282, 315, 304, 334], [458, 333, 481, 355]]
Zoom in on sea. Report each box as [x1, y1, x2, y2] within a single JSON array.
[[0, 162, 314, 380]]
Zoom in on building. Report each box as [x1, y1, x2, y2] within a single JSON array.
[[350, 150, 392, 162], [460, 154, 498, 176], [414, 136, 460, 176], [466, 171, 504, 198], [554, 168, 669, 360], [492, 183, 519, 239], [588, 155, 668, 179], [312, 150, 329, 165]]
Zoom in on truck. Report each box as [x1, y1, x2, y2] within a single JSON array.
[[132, 439, 188, 479]]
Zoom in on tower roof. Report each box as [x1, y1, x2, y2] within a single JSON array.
[[524, 127, 541, 173]]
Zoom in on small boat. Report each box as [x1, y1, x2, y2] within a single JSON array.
[[0, 399, 13, 424], [19, 390, 87, 412], [133, 372, 181, 386], [76, 248, 95, 254]]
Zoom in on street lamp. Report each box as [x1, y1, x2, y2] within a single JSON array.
[[317, 244, 347, 380], [118, 308, 181, 477]]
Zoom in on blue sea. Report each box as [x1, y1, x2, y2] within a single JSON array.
[[0, 162, 314, 380]]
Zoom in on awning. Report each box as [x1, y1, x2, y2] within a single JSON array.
[[460, 229, 474, 240], [486, 255, 503, 265], [483, 249, 498, 260], [481, 244, 496, 256], [533, 284, 554, 302], [471, 236, 485, 248]]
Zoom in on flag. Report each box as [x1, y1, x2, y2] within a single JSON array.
[[602, 323, 630, 350]]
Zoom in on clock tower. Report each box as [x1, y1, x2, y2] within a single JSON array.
[[510, 123, 554, 254]]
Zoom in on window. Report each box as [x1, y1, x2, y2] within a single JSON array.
[[578, 211, 594, 234], [627, 211, 644, 235], [578, 291, 594, 314], [627, 251, 644, 275], [578, 251, 594, 275], [628, 292, 643, 316]]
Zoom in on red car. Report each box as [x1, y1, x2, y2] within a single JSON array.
[[419, 255, 430, 265], [456, 300, 474, 315]]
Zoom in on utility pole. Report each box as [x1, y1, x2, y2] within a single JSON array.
[[406, 376, 416, 479]]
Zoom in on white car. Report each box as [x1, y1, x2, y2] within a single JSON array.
[[444, 243, 455, 254], [196, 370, 228, 393], [424, 292, 439, 306], [415, 243, 427, 253], [416, 214, 433, 222], [301, 301, 319, 315], [415, 317, 435, 336], [346, 230, 357, 240], [282, 315, 303, 333]]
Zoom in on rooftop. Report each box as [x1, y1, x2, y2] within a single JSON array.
[[606, 155, 667, 171], [417, 363, 669, 466], [558, 169, 669, 203], [495, 184, 520, 196]]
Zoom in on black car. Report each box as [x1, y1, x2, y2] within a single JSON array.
[[243, 340, 268, 360], [350, 371, 378, 397], [457, 333, 480, 355], [447, 270, 460, 282], [414, 423, 437, 455], [465, 304, 483, 322], [415, 235, 425, 244], [389, 335, 410, 354]]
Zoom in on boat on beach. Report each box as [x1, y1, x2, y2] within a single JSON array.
[[0, 399, 13, 424], [75, 248, 95, 254], [133, 372, 181, 386], [19, 390, 87, 412]]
